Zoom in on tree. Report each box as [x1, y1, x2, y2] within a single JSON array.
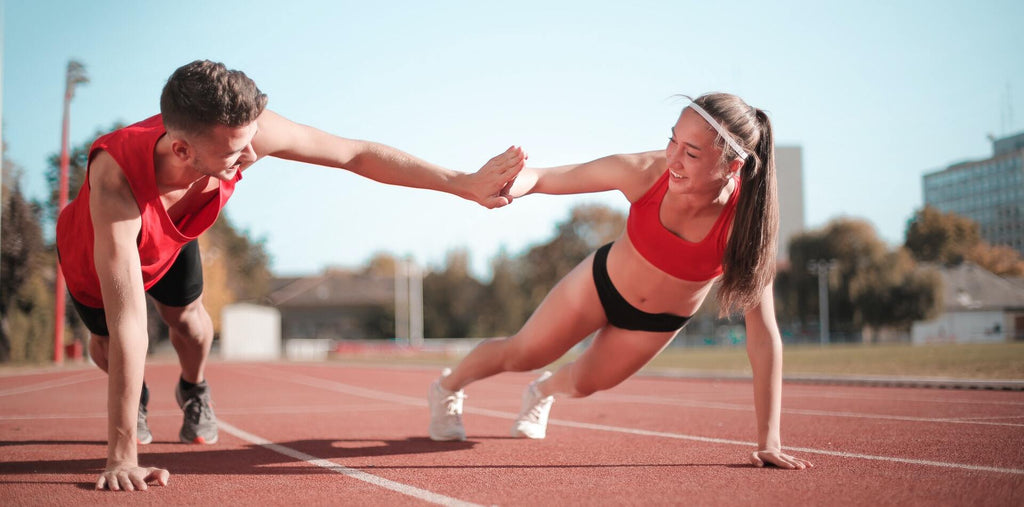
[[44, 123, 125, 224], [787, 219, 886, 333], [362, 252, 399, 277], [205, 213, 272, 302], [423, 249, 484, 338], [521, 204, 626, 310], [2, 143, 55, 362], [418, 204, 625, 339], [966, 243, 1024, 277], [905, 206, 1024, 276], [849, 248, 942, 329], [784, 218, 940, 337], [472, 248, 530, 336], [904, 206, 981, 264], [197, 233, 233, 333]]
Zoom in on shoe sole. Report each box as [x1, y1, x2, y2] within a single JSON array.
[[510, 426, 545, 439], [428, 431, 466, 442], [180, 434, 219, 445], [137, 435, 153, 445]]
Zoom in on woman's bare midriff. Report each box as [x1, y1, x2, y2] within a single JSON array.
[[604, 232, 717, 316]]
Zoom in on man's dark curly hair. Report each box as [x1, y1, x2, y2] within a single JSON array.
[[160, 60, 268, 134]]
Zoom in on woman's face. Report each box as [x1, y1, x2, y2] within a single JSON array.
[[664, 107, 734, 196]]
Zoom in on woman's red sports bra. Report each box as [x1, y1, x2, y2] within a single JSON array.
[[626, 170, 740, 281]]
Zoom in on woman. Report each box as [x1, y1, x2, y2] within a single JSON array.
[[428, 92, 812, 470]]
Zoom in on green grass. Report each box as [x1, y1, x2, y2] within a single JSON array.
[[643, 342, 1024, 379], [330, 341, 1024, 380], [6, 340, 1021, 381]]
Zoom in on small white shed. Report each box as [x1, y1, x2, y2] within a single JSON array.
[[221, 303, 282, 360]]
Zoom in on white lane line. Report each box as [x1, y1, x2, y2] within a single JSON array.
[[0, 365, 96, 378], [0, 371, 102, 397], [245, 366, 1024, 476], [0, 412, 107, 421], [591, 394, 1024, 428], [784, 392, 1024, 407], [0, 404, 409, 421], [948, 415, 1024, 422], [535, 415, 1024, 476], [218, 420, 483, 507]]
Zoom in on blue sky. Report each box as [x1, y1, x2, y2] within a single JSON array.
[[3, 0, 1023, 276]]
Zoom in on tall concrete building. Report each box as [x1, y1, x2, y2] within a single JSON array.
[[922, 131, 1024, 254], [775, 146, 805, 262]]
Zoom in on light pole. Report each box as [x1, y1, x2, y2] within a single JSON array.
[[807, 259, 838, 346], [394, 260, 408, 343], [408, 259, 423, 347], [53, 60, 88, 364], [393, 257, 424, 346]]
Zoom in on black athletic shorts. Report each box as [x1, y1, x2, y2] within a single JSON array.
[[592, 242, 691, 332], [67, 240, 204, 337]]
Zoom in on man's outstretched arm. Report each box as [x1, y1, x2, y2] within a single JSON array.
[[251, 110, 525, 209]]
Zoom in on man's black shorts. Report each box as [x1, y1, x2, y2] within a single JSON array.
[[68, 240, 204, 337]]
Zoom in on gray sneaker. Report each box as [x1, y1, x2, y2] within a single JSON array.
[[175, 381, 218, 444], [137, 404, 153, 445]]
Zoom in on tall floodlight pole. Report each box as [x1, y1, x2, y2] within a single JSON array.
[[807, 259, 837, 346], [394, 259, 408, 342], [54, 61, 88, 364]]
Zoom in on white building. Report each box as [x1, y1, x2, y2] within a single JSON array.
[[911, 263, 1024, 344]]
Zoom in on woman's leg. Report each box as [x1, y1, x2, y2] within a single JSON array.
[[537, 325, 678, 398], [441, 252, 608, 392]]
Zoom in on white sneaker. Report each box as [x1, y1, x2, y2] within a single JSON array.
[[511, 371, 554, 439], [428, 368, 467, 441]]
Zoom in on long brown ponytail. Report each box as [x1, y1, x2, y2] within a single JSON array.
[[692, 94, 779, 316]]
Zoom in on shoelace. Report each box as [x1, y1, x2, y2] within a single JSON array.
[[524, 387, 551, 422], [182, 397, 211, 425], [443, 392, 466, 417]]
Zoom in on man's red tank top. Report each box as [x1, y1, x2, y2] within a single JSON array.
[[56, 115, 242, 308], [626, 170, 740, 282]]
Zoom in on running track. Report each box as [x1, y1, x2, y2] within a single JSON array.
[[1, 360, 1022, 505]]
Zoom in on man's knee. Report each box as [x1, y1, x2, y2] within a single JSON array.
[[161, 299, 210, 341], [88, 334, 110, 372]]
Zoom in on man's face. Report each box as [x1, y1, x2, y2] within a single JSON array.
[[187, 121, 259, 181]]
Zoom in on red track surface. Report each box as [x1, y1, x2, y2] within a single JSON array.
[[1, 360, 1022, 506]]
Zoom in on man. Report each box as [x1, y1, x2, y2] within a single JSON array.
[[55, 60, 525, 491]]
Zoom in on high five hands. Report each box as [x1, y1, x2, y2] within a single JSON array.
[[465, 146, 527, 209]]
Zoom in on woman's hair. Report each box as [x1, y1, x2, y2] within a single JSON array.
[[691, 93, 779, 316], [160, 60, 268, 135]]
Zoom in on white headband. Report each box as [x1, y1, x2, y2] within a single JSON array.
[[688, 102, 748, 161]]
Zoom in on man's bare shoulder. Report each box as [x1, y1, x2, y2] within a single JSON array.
[[251, 109, 297, 158], [88, 151, 139, 218], [89, 151, 127, 191]]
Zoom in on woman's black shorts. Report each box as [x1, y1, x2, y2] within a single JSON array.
[[592, 242, 690, 333]]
